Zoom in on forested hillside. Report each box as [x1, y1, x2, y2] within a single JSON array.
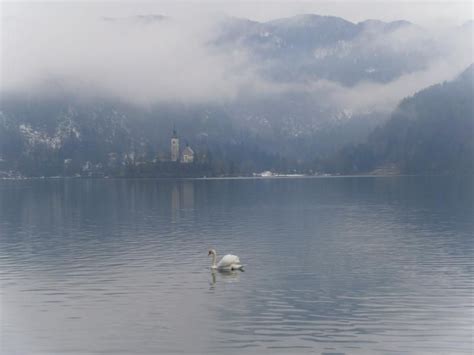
[[323, 64, 474, 174]]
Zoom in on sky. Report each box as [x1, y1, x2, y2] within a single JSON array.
[[0, 1, 473, 111], [2, 1, 471, 25]]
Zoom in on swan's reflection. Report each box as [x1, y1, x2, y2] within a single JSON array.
[[209, 269, 241, 288]]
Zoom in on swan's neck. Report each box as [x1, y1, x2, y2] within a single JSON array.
[[211, 253, 217, 268]]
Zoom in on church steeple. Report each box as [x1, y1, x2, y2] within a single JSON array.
[[172, 124, 178, 139], [170, 125, 179, 162]]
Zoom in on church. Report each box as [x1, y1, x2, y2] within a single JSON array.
[[170, 128, 194, 163]]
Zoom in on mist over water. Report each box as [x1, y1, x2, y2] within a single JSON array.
[[0, 177, 472, 354]]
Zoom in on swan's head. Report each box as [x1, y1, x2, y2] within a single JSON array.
[[208, 249, 216, 256]]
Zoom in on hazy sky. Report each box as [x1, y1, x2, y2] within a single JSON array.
[[2, 1, 472, 25]]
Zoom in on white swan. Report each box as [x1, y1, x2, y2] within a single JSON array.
[[208, 249, 244, 271]]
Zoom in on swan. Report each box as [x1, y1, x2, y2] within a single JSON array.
[[208, 249, 244, 271]]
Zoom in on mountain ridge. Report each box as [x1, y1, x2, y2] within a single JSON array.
[[0, 14, 471, 177], [322, 64, 474, 175]]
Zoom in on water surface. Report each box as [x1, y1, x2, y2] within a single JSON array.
[[0, 177, 472, 354]]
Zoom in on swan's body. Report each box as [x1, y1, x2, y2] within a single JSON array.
[[208, 249, 244, 271]]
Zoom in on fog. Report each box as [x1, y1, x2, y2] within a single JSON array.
[[1, 1, 472, 112], [1, 9, 261, 104], [319, 25, 473, 112]]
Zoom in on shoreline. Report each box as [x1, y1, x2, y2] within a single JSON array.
[[1, 173, 470, 181]]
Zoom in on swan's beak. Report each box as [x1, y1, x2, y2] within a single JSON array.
[[208, 250, 212, 256]]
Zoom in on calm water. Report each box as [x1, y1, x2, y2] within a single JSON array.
[[0, 177, 472, 354]]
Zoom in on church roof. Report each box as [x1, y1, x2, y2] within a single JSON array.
[[182, 146, 194, 155]]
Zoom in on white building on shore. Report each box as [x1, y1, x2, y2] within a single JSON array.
[[181, 145, 194, 163]]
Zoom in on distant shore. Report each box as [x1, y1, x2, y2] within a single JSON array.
[[1, 172, 467, 181]]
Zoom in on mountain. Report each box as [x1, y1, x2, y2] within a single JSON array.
[[0, 14, 471, 177], [0, 87, 385, 177], [0, 92, 293, 176], [323, 64, 474, 174], [215, 14, 430, 85], [102, 14, 168, 24]]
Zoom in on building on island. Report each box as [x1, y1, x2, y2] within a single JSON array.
[[181, 144, 194, 163], [170, 128, 194, 163], [170, 128, 179, 162]]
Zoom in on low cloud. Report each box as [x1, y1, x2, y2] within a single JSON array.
[[1, 2, 472, 113], [275, 23, 473, 114], [336, 27, 471, 112], [1, 10, 265, 104]]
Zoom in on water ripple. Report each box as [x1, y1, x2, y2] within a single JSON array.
[[0, 177, 472, 354]]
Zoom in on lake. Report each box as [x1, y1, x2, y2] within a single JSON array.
[[0, 176, 472, 354]]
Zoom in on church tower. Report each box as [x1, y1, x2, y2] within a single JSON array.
[[170, 127, 179, 162]]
